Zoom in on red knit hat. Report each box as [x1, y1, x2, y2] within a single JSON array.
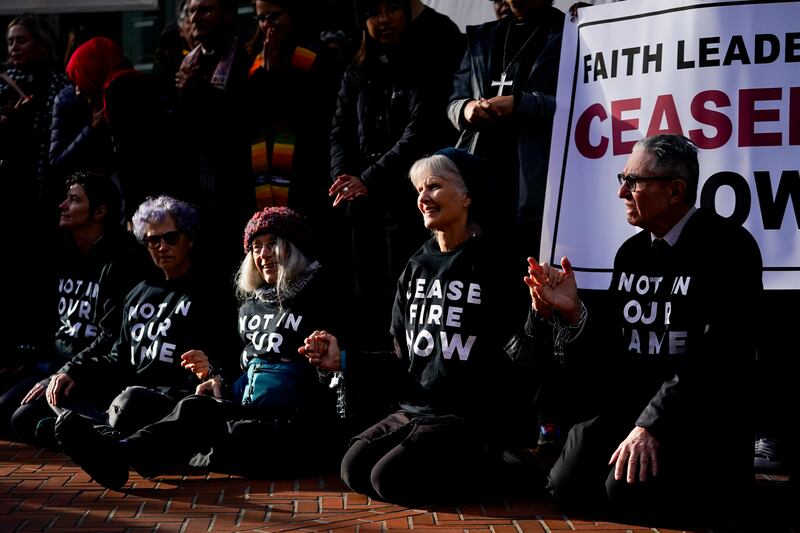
[[243, 207, 308, 254], [66, 37, 127, 100]]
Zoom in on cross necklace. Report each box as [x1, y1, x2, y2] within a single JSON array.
[[491, 21, 543, 96]]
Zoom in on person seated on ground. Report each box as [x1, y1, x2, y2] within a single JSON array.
[[302, 148, 557, 507], [55, 207, 344, 490], [13, 195, 237, 443], [531, 134, 762, 520], [0, 172, 143, 440]]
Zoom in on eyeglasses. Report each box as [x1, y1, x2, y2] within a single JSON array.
[[617, 173, 677, 192], [143, 230, 182, 248], [254, 10, 285, 24], [189, 5, 220, 17], [251, 240, 277, 254]]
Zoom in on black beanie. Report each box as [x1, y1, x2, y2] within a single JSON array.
[[434, 147, 487, 197]]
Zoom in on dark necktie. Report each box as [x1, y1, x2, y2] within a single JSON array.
[[652, 238, 671, 259]]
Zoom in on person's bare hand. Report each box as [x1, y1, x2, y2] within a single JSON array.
[[609, 426, 660, 483], [175, 62, 200, 90], [195, 375, 223, 398], [464, 98, 502, 125], [524, 256, 581, 323], [180, 349, 211, 380], [299, 330, 342, 371], [486, 95, 514, 117], [262, 28, 281, 71], [46, 373, 76, 407], [20, 380, 46, 405], [329, 174, 368, 207]]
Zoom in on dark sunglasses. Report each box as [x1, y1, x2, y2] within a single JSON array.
[[143, 230, 182, 248], [617, 173, 676, 192], [254, 10, 285, 24]]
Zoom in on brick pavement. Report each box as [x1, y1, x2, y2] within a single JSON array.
[[0, 440, 796, 533]]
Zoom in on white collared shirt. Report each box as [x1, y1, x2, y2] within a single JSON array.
[[652, 206, 697, 246]]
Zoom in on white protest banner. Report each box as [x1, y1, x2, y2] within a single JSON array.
[[542, 0, 799, 290]]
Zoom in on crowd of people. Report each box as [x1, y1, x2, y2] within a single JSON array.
[[0, 0, 795, 524]]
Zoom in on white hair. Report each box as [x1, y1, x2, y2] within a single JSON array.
[[235, 235, 310, 300], [408, 154, 468, 195]]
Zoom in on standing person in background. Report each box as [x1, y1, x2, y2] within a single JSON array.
[[49, 37, 127, 183], [489, 0, 512, 19], [1, 15, 72, 368], [176, 0, 254, 279], [53, 36, 171, 221], [447, 0, 563, 259], [329, 0, 439, 351], [245, 0, 346, 281], [405, 0, 464, 143], [0, 15, 70, 208]]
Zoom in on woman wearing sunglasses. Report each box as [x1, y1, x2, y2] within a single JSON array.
[[18, 195, 238, 447], [54, 207, 345, 490]]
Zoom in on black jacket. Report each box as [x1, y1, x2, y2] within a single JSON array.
[[447, 8, 564, 225], [329, 56, 435, 204]]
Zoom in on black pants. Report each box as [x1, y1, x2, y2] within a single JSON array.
[[341, 410, 518, 506], [124, 394, 330, 478], [12, 381, 178, 444], [0, 376, 47, 440], [547, 414, 752, 519]]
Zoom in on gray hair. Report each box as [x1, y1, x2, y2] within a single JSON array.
[[633, 134, 699, 206], [131, 196, 200, 241], [408, 154, 468, 195], [235, 235, 310, 300]]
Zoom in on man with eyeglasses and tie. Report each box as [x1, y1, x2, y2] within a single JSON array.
[[523, 134, 763, 519]]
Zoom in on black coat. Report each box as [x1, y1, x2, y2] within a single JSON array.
[[447, 8, 564, 225], [329, 59, 435, 208]]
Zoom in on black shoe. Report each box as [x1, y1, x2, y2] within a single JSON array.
[[754, 437, 788, 473], [33, 416, 59, 449], [54, 411, 129, 490]]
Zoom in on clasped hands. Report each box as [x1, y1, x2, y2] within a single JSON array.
[[298, 330, 342, 371], [464, 95, 513, 125]]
